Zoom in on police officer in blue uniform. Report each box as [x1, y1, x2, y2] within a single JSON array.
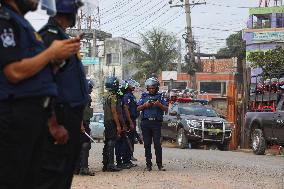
[[103, 76, 123, 172], [122, 79, 140, 163], [137, 77, 168, 171], [0, 0, 81, 188], [74, 80, 95, 176], [35, 1, 89, 188]]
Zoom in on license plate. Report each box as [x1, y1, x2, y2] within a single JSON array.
[[208, 129, 220, 135]]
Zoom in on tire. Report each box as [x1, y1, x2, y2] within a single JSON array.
[[176, 128, 188, 149], [218, 142, 229, 151], [251, 129, 266, 155]]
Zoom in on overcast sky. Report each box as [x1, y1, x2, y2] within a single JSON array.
[[27, 0, 261, 54]]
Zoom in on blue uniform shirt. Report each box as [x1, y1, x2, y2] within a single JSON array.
[[0, 5, 57, 100], [137, 92, 168, 121], [122, 92, 138, 120], [39, 18, 89, 107]]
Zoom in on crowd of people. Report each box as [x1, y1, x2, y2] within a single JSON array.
[[0, 0, 169, 188]]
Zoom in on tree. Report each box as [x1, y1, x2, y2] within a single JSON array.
[[216, 31, 246, 61], [247, 46, 284, 77], [124, 29, 179, 83]]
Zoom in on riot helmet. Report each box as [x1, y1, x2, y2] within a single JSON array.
[[145, 77, 160, 94], [14, 0, 56, 15], [105, 76, 119, 92], [117, 80, 127, 97], [55, 0, 84, 27], [126, 79, 140, 91]]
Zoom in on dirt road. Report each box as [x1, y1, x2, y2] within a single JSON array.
[[72, 143, 284, 189]]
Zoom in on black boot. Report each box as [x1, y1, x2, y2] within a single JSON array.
[[158, 165, 166, 171], [145, 166, 152, 171], [106, 164, 122, 172]]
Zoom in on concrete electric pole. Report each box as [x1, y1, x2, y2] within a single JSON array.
[[169, 0, 205, 89]]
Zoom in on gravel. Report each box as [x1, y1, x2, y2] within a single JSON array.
[[72, 143, 284, 189]]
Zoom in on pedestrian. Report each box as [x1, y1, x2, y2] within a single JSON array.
[[74, 80, 95, 176], [102, 76, 123, 172], [0, 0, 80, 188], [36, 1, 90, 188], [137, 77, 168, 171], [122, 79, 140, 163]]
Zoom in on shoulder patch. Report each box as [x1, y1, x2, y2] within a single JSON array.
[[0, 28, 15, 47]]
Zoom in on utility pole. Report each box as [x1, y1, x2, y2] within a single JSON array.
[[169, 0, 206, 89]]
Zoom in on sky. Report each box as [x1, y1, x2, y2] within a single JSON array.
[[27, 0, 261, 54]]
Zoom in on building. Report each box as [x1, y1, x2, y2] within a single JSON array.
[[243, 5, 284, 71], [160, 58, 237, 115], [101, 37, 140, 80]]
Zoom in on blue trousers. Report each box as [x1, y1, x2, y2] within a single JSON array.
[[115, 135, 131, 165], [141, 120, 162, 167]]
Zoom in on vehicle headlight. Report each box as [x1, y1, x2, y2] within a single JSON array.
[[224, 122, 232, 130], [186, 119, 201, 128]]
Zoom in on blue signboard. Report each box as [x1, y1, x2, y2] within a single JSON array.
[[82, 57, 99, 65]]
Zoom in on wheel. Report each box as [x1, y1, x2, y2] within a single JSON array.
[[218, 142, 229, 151], [251, 129, 266, 155], [176, 128, 188, 149]]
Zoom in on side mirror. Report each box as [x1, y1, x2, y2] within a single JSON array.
[[169, 111, 177, 116], [219, 114, 226, 119]]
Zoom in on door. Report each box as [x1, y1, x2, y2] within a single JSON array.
[[274, 96, 284, 143]]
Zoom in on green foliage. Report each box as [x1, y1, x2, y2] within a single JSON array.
[[247, 47, 284, 76], [124, 28, 179, 83], [217, 31, 246, 60]]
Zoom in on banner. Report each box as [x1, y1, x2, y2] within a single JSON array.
[[253, 31, 284, 41], [82, 57, 99, 65]]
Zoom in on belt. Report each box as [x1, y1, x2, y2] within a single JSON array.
[[142, 118, 162, 121]]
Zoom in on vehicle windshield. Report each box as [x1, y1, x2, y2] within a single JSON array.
[[179, 106, 218, 117]]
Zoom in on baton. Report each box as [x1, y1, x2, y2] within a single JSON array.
[[124, 133, 134, 152], [84, 132, 96, 143]]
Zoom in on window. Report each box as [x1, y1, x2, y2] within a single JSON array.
[[200, 82, 226, 94], [106, 53, 120, 65], [163, 81, 187, 90]]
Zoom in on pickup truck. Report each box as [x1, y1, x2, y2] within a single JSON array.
[[245, 94, 284, 155]]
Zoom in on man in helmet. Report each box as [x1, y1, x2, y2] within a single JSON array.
[[137, 77, 168, 171], [122, 79, 140, 163], [102, 76, 122, 172], [0, 0, 80, 188], [74, 79, 95, 176], [36, 0, 90, 188]]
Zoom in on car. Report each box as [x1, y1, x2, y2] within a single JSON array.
[[89, 112, 104, 141], [162, 102, 232, 150]]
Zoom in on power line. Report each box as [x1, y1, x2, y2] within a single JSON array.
[[108, 0, 165, 32]]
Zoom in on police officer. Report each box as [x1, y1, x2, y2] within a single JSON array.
[[137, 77, 168, 171], [122, 79, 140, 163], [74, 80, 95, 176], [103, 76, 123, 172], [115, 81, 133, 169], [36, 1, 89, 188], [0, 0, 80, 188]]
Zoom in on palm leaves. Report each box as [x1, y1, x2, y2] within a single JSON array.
[[124, 28, 179, 84]]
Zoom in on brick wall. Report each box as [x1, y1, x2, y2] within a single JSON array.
[[201, 58, 236, 73]]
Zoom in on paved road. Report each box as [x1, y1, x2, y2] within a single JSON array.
[[72, 143, 284, 189]]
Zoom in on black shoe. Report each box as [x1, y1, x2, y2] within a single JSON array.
[[158, 165, 166, 171], [145, 166, 152, 171], [117, 163, 131, 169], [106, 165, 122, 172], [131, 156, 138, 161], [73, 170, 80, 175], [80, 168, 95, 176], [127, 162, 137, 167], [102, 166, 107, 172]]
